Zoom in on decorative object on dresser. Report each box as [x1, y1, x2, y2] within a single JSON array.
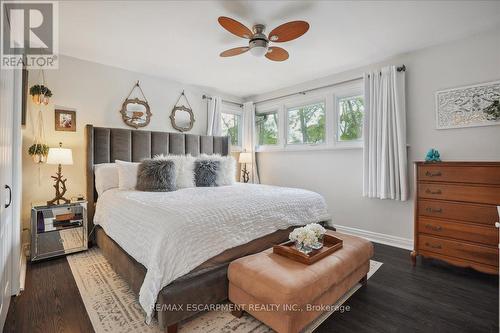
[[435, 80, 500, 129], [411, 162, 500, 274], [170, 90, 195, 132], [120, 80, 152, 129], [46, 143, 73, 205], [425, 148, 441, 162], [54, 109, 76, 131], [31, 201, 88, 262], [239, 152, 251, 183]]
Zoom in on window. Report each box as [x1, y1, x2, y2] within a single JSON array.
[[221, 112, 242, 147], [287, 102, 326, 144], [337, 95, 364, 142], [256, 111, 278, 145]]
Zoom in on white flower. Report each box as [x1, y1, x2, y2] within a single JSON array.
[[305, 223, 326, 238], [289, 227, 318, 247]]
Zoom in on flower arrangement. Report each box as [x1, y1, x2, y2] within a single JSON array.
[[289, 223, 327, 253], [289, 227, 317, 247], [305, 223, 326, 238]]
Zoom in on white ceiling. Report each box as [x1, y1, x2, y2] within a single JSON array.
[[59, 1, 500, 98]]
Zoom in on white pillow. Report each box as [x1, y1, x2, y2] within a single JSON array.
[[198, 154, 236, 186], [94, 163, 119, 196], [115, 160, 139, 190], [154, 154, 195, 189]]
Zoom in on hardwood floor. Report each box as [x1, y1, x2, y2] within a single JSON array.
[[3, 257, 93, 333], [3, 243, 498, 333]]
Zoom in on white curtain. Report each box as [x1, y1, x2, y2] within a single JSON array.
[[363, 65, 408, 201], [242, 101, 260, 184], [206, 96, 222, 136]]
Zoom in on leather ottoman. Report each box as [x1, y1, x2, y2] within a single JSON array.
[[228, 231, 374, 333]]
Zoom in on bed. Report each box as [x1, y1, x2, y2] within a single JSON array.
[[85, 125, 331, 332]]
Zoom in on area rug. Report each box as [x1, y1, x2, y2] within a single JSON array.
[[67, 247, 382, 333]]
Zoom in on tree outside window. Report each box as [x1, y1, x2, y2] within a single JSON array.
[[338, 96, 364, 141], [256, 112, 278, 145], [221, 113, 241, 146], [287, 102, 326, 144]]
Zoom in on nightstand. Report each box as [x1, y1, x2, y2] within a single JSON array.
[[30, 201, 88, 262]]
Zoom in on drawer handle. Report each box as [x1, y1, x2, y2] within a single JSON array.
[[425, 224, 442, 232], [425, 207, 442, 213], [425, 189, 442, 195], [425, 242, 442, 249], [425, 171, 442, 177]]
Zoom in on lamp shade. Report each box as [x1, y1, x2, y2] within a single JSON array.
[[239, 152, 252, 164], [46, 147, 73, 165]]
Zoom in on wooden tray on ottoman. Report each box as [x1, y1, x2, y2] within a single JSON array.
[[273, 233, 343, 265]]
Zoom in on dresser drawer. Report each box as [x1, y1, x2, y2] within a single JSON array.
[[418, 164, 500, 185], [418, 183, 500, 205], [418, 235, 498, 267], [418, 200, 499, 226], [418, 217, 498, 246]]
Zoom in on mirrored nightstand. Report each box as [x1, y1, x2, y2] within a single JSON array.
[[30, 201, 88, 262]]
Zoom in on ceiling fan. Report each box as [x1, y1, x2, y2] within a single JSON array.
[[218, 17, 309, 62]]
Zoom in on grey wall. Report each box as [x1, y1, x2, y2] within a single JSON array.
[[21, 55, 241, 228], [252, 28, 500, 242]]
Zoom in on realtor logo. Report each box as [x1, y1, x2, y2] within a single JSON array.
[[1, 1, 58, 69]]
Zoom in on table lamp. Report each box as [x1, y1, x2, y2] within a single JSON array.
[[46, 142, 73, 205], [239, 152, 252, 183]]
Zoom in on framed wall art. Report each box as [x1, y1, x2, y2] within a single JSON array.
[[55, 109, 77, 132], [435, 80, 500, 129]]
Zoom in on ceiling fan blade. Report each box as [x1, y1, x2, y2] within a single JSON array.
[[265, 47, 289, 62], [268, 21, 309, 42], [220, 47, 250, 57], [218, 17, 253, 39]]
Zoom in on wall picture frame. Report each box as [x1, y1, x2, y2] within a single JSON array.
[[55, 109, 77, 132], [435, 80, 500, 129]]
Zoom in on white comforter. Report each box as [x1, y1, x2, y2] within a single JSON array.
[[94, 183, 330, 322]]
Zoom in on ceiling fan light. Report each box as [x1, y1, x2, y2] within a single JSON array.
[[250, 45, 268, 57]]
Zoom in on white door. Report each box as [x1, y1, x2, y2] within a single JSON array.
[[0, 68, 14, 330]]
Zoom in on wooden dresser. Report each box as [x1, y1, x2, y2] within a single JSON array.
[[411, 162, 500, 274]]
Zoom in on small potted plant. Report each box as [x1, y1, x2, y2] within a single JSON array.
[[28, 143, 50, 164], [29, 84, 53, 105]]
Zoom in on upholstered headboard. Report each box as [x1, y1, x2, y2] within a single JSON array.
[[85, 124, 230, 231]]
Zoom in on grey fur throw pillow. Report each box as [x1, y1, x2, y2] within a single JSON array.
[[194, 160, 220, 187], [136, 159, 176, 192]]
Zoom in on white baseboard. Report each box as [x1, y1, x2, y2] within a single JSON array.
[[334, 225, 413, 250], [19, 243, 28, 293]]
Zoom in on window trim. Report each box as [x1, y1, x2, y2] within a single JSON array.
[[220, 103, 243, 151], [255, 80, 364, 152]]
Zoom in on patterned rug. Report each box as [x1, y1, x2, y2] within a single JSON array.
[[67, 248, 382, 333]]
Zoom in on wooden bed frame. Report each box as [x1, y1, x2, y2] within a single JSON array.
[[85, 125, 307, 332]]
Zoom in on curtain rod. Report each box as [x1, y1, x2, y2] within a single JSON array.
[[255, 65, 406, 105], [202, 95, 243, 108]]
